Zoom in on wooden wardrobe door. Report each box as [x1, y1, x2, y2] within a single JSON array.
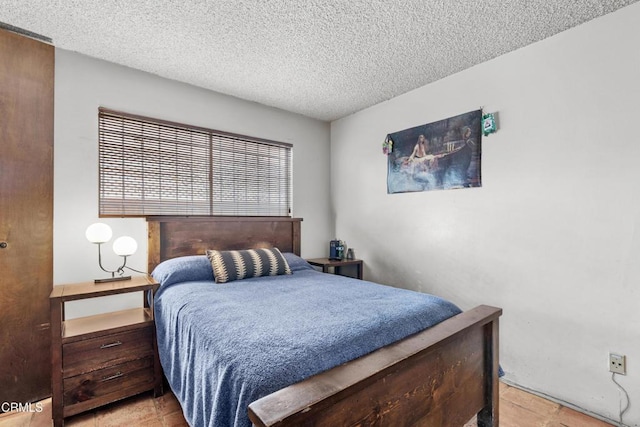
[[0, 28, 54, 404]]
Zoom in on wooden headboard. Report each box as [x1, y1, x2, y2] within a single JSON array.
[[146, 217, 302, 272]]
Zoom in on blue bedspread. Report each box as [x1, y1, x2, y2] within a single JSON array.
[[153, 254, 461, 427]]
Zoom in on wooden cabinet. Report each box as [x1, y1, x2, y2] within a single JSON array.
[[50, 276, 163, 427], [0, 28, 54, 404], [306, 258, 364, 280]]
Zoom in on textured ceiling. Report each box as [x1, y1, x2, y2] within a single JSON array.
[[1, 1, 637, 121]]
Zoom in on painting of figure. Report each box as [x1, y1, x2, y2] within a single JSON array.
[[386, 110, 482, 194]]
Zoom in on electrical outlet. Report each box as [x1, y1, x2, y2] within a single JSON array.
[[609, 353, 626, 375]]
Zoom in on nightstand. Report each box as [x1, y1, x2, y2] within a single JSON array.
[[306, 258, 364, 280], [49, 276, 163, 427]]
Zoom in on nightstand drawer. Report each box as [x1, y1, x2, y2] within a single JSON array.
[[63, 356, 154, 407], [63, 327, 154, 378]]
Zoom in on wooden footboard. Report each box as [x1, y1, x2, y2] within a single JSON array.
[[248, 305, 501, 427]]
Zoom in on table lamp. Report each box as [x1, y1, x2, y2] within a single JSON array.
[[85, 223, 137, 283]]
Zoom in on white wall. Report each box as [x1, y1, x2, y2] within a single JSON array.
[[331, 3, 640, 425], [54, 50, 332, 317]]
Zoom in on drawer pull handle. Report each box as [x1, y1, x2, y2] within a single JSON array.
[[100, 372, 124, 382], [100, 341, 123, 349]]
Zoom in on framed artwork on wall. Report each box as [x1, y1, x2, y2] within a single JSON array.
[[385, 109, 482, 194]]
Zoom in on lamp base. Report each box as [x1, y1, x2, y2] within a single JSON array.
[[94, 275, 132, 284]]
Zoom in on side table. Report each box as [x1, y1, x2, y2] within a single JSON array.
[[306, 258, 363, 280], [50, 275, 163, 426]]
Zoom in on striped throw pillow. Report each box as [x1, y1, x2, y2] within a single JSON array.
[[206, 247, 292, 284]]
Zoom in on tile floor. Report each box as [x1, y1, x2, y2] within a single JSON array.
[[0, 382, 616, 427]]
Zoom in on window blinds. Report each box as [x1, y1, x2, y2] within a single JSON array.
[[98, 108, 292, 217]]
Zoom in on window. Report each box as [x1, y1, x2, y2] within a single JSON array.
[[98, 108, 292, 217]]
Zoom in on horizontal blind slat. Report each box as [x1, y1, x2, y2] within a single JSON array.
[[98, 109, 291, 217]]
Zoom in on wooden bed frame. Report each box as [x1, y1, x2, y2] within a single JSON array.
[[147, 216, 502, 427]]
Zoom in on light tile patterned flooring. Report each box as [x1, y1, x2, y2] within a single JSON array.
[[0, 382, 615, 427]]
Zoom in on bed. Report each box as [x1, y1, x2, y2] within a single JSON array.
[[147, 216, 502, 427]]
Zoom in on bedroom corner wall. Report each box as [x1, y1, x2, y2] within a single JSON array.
[[330, 3, 640, 425], [54, 50, 331, 318]]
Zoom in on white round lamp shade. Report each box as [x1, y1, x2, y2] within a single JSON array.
[[85, 223, 113, 244], [113, 236, 137, 256]]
